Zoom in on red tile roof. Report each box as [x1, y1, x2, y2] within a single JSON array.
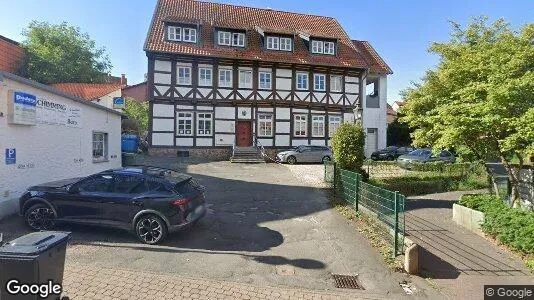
[[352, 40, 392, 74], [145, 0, 391, 72], [50, 83, 124, 101]]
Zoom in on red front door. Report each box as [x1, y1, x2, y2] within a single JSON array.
[[236, 121, 252, 147]]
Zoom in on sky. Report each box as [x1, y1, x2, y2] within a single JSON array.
[[0, 0, 532, 103]]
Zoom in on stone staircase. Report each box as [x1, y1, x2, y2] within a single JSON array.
[[231, 146, 265, 163]]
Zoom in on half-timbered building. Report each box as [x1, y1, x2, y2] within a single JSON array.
[[144, 0, 392, 159]]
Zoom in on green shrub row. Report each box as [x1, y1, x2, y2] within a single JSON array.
[[459, 194, 534, 254], [369, 172, 488, 196], [409, 161, 485, 174]]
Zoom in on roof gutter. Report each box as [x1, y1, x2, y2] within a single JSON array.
[[0, 71, 125, 117]]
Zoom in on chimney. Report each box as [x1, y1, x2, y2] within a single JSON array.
[[120, 74, 127, 85]]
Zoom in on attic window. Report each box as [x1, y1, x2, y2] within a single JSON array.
[[311, 40, 335, 55], [217, 30, 245, 47], [167, 25, 197, 43]]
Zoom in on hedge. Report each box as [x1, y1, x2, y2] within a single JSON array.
[[459, 194, 534, 255], [369, 172, 488, 196]]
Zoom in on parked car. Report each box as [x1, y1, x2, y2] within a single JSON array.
[[276, 145, 332, 164], [397, 149, 456, 169], [18, 166, 206, 244], [370, 146, 415, 161]]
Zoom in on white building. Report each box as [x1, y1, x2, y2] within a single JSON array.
[[144, 0, 392, 159], [0, 71, 123, 219]]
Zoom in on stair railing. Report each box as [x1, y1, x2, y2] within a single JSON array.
[[253, 134, 266, 158]]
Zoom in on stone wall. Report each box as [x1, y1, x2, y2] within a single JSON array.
[[149, 148, 232, 161]]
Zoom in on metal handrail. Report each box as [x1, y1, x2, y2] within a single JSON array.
[[253, 134, 266, 158]]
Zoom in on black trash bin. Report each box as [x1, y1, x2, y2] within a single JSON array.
[[0, 231, 71, 300]]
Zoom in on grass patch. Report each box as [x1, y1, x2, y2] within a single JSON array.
[[328, 190, 404, 271], [459, 194, 534, 271]]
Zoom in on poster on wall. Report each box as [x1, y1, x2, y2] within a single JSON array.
[[35, 97, 82, 128], [7, 91, 37, 125]]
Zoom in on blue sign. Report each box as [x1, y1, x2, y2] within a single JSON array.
[[5, 148, 16, 165], [14, 92, 37, 106], [113, 97, 125, 109]]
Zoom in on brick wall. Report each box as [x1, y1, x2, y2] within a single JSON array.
[[122, 82, 147, 103], [0, 36, 24, 74]]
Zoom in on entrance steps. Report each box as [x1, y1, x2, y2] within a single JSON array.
[[231, 147, 265, 163]]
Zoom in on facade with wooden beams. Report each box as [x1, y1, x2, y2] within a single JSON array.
[[144, 0, 392, 157]]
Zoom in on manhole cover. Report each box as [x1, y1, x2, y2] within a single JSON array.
[[332, 274, 364, 289]]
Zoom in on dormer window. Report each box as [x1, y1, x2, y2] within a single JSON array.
[[167, 25, 197, 43], [266, 36, 292, 51], [217, 30, 245, 47], [311, 40, 335, 55]]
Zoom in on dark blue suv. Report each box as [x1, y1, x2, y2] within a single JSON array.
[[18, 166, 206, 244]]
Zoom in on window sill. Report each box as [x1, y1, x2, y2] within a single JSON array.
[[93, 158, 109, 164]]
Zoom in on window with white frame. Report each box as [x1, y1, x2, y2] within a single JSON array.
[[232, 33, 245, 47], [218, 31, 231, 46], [314, 74, 326, 91], [177, 66, 191, 85], [258, 71, 272, 89], [218, 68, 233, 87], [311, 40, 324, 54], [280, 37, 292, 51], [266, 36, 279, 50], [324, 42, 335, 55], [197, 113, 212, 136], [258, 114, 273, 137], [294, 114, 307, 137], [167, 26, 182, 41], [92, 132, 108, 161], [312, 115, 325, 137], [330, 75, 342, 92], [239, 70, 252, 88], [182, 28, 197, 43], [177, 112, 193, 135], [296, 72, 309, 90], [198, 67, 213, 86], [328, 115, 342, 137]]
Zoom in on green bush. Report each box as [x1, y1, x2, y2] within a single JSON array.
[[459, 194, 534, 254], [331, 123, 365, 172], [370, 171, 488, 196]]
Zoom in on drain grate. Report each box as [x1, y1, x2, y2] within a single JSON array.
[[332, 274, 364, 289]]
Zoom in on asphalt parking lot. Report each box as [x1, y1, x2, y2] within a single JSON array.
[[0, 159, 437, 299]]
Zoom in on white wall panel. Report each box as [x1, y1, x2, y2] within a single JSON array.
[[345, 76, 359, 83], [152, 133, 173, 146], [215, 107, 235, 119], [276, 107, 290, 119], [154, 60, 172, 72], [292, 139, 309, 146], [154, 73, 171, 85], [153, 104, 174, 117], [343, 112, 355, 123], [278, 91, 290, 100], [296, 92, 308, 101], [152, 119, 174, 131], [257, 107, 274, 112], [196, 138, 213, 146], [215, 134, 234, 146], [175, 138, 193, 146], [276, 121, 290, 133], [176, 87, 192, 96], [311, 139, 326, 146], [276, 78, 292, 90], [154, 85, 169, 96], [176, 105, 194, 110], [275, 135, 290, 146], [196, 105, 213, 111], [345, 83, 358, 94], [276, 69, 292, 77], [218, 88, 232, 99], [216, 120, 235, 133], [258, 138, 273, 147], [237, 107, 252, 119], [293, 108, 308, 113]]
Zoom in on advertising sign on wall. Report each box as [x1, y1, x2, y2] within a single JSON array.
[[8, 91, 37, 125], [113, 97, 125, 109], [35, 98, 83, 128]]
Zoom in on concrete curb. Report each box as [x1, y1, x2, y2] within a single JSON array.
[[452, 203, 485, 237]]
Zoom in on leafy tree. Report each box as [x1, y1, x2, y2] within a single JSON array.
[[387, 114, 412, 146], [21, 21, 112, 84], [401, 17, 534, 207], [331, 123, 365, 172], [123, 98, 149, 134]]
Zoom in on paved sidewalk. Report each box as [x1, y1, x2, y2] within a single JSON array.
[[62, 263, 384, 300], [405, 190, 534, 300]]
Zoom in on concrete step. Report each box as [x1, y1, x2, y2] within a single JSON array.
[[231, 158, 266, 163]]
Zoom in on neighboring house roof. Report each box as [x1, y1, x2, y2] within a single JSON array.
[[0, 35, 25, 74], [0, 71, 124, 116], [51, 83, 124, 101], [144, 0, 390, 71], [352, 40, 392, 75], [122, 81, 148, 103]]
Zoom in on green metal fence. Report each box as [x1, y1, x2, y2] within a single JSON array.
[[324, 161, 406, 256]]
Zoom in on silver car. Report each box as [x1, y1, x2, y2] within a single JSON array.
[[397, 148, 456, 169], [276, 145, 332, 164]]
